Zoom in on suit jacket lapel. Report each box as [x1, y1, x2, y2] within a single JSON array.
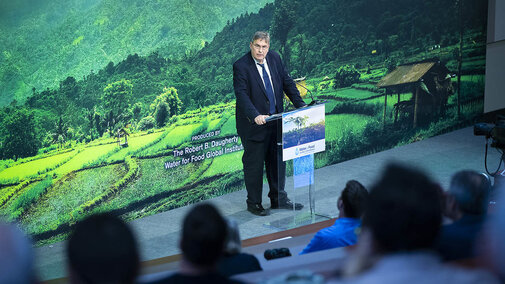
[[247, 54, 268, 99]]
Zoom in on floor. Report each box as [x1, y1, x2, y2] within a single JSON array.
[[35, 126, 503, 281]]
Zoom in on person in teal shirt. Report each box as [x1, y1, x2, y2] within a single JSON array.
[[300, 180, 368, 255]]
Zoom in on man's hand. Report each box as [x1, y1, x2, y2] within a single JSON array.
[[254, 115, 269, 125]]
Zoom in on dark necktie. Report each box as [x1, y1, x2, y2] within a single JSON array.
[[257, 63, 276, 114]]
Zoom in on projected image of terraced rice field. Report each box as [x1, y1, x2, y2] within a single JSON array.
[[0, 102, 253, 242]]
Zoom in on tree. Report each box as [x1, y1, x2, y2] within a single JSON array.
[[146, 52, 165, 74], [154, 102, 169, 127], [384, 57, 398, 73], [333, 65, 361, 89], [138, 116, 155, 131], [94, 111, 104, 137], [295, 115, 309, 129], [132, 102, 143, 122], [166, 88, 183, 116], [101, 79, 133, 133], [271, 0, 299, 58], [60, 76, 78, 99], [291, 34, 309, 75], [105, 61, 115, 75], [50, 116, 68, 148], [285, 115, 308, 130], [456, 0, 464, 118], [0, 108, 39, 159], [150, 87, 182, 117]]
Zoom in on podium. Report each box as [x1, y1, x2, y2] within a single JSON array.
[[265, 103, 331, 230]]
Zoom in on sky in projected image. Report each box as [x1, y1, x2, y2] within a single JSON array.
[[283, 106, 325, 133]]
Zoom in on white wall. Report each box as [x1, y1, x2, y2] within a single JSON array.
[[484, 0, 505, 113]]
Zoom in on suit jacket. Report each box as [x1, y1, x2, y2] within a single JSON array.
[[436, 214, 484, 261], [233, 50, 305, 141], [217, 252, 262, 277]]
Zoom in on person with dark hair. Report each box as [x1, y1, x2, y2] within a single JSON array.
[[152, 203, 242, 284], [0, 221, 36, 284], [300, 180, 368, 255], [333, 164, 498, 284], [67, 213, 140, 284], [217, 218, 262, 277], [437, 170, 491, 260], [234, 31, 307, 216]]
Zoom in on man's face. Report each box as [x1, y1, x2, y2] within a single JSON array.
[[250, 38, 269, 63]]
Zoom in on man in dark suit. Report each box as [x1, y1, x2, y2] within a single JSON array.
[[233, 31, 306, 216]]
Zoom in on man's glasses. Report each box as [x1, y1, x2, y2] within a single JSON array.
[[252, 44, 269, 51]]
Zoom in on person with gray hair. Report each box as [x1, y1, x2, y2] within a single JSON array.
[[217, 218, 262, 277], [0, 221, 36, 284], [436, 170, 491, 260], [480, 174, 505, 281], [233, 30, 307, 216]]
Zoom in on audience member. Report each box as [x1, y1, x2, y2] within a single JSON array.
[[67, 213, 140, 284], [332, 163, 498, 284], [437, 170, 491, 260], [300, 180, 368, 255], [480, 175, 505, 281], [217, 218, 262, 277], [0, 221, 36, 284], [151, 203, 242, 284], [489, 168, 504, 205]]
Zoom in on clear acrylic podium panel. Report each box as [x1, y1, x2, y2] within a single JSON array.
[[265, 153, 338, 231]]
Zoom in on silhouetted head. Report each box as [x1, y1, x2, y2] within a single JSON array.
[[338, 180, 368, 218], [449, 170, 491, 215], [67, 213, 139, 284], [363, 163, 442, 253], [181, 203, 227, 267]]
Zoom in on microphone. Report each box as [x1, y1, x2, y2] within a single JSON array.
[[294, 78, 323, 106]]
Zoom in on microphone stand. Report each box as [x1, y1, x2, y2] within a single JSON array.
[[294, 78, 325, 106]]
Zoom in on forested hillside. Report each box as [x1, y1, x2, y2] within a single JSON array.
[[0, 0, 272, 105], [1, 0, 486, 161]]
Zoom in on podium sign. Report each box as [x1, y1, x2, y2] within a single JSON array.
[[265, 103, 330, 230], [282, 104, 325, 161], [293, 154, 314, 188]]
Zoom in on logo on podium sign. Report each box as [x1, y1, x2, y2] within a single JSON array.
[[282, 104, 325, 161]]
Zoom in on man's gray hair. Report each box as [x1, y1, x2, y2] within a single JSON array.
[[251, 31, 270, 44], [484, 176, 505, 279], [449, 170, 491, 215]]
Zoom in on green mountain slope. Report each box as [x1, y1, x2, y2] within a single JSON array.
[[0, 0, 487, 160], [0, 0, 272, 105]]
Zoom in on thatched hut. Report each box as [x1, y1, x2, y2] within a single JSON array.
[[117, 128, 130, 147], [376, 59, 453, 128]]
